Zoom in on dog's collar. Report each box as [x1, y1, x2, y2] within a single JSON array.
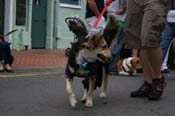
[[65, 62, 97, 79]]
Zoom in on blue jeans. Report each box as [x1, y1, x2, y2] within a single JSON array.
[[161, 22, 175, 62], [109, 28, 125, 72]]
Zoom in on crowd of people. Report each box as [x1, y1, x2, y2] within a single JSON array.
[[85, 0, 175, 101]]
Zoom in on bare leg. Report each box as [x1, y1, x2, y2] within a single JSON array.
[[139, 48, 153, 83], [140, 47, 162, 81], [147, 47, 162, 79], [0, 61, 4, 70]]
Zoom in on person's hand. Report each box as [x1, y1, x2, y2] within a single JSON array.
[[106, 0, 113, 6], [115, 9, 125, 15], [98, 16, 106, 28]]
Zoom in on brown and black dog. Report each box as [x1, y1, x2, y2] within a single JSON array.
[[64, 15, 119, 107], [116, 57, 142, 76]]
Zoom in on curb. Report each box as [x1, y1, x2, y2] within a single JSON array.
[[0, 67, 65, 78]]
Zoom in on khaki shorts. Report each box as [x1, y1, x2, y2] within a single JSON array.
[[124, 0, 168, 49]]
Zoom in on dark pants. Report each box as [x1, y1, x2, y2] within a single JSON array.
[[168, 44, 175, 69], [0, 41, 14, 65]]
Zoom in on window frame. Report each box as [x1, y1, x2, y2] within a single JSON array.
[[15, 0, 27, 26], [59, 0, 81, 9]]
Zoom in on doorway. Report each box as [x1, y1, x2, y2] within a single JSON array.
[[31, 0, 47, 48]]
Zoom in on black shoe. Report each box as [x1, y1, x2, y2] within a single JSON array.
[[0, 69, 5, 72], [4, 69, 14, 73], [148, 76, 166, 100], [130, 81, 152, 97]]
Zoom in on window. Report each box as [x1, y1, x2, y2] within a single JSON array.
[[33, 0, 40, 6], [16, 0, 26, 26], [60, 0, 79, 5]]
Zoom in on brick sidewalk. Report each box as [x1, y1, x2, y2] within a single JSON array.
[[11, 49, 67, 69]]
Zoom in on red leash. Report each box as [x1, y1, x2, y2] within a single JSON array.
[[93, 0, 113, 28]]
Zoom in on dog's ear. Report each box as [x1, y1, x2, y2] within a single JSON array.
[[131, 58, 141, 69], [103, 15, 119, 46]]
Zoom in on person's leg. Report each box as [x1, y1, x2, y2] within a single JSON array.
[[146, 48, 162, 79], [161, 23, 174, 62], [130, 48, 153, 97], [2, 41, 13, 72], [109, 28, 125, 73], [161, 48, 169, 72], [141, 1, 167, 100], [131, 0, 167, 100], [168, 40, 175, 69], [0, 61, 4, 71], [162, 39, 174, 72], [0, 42, 5, 71]]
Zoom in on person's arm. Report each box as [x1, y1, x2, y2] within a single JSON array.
[[87, 0, 100, 17]]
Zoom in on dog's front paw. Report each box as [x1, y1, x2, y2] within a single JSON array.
[[85, 99, 93, 107], [99, 92, 107, 98], [69, 95, 77, 107]]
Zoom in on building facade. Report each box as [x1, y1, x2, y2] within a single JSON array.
[[0, 0, 86, 50]]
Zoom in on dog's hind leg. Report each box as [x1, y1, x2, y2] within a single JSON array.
[[85, 76, 96, 107], [81, 79, 88, 103], [99, 68, 108, 98], [81, 89, 88, 103], [64, 75, 77, 107]]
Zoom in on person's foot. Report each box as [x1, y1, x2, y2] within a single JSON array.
[[161, 69, 170, 74], [148, 75, 166, 100], [0, 69, 5, 72], [130, 81, 152, 97], [0, 62, 4, 72], [4, 64, 13, 73]]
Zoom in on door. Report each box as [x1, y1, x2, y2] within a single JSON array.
[[0, 0, 4, 34], [32, 0, 47, 48]]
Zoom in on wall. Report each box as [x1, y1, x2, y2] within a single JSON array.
[[4, 0, 87, 50], [54, 0, 87, 48]]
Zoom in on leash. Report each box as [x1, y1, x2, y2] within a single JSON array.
[[93, 0, 113, 28]]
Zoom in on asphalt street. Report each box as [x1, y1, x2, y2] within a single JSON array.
[[0, 70, 175, 116]]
